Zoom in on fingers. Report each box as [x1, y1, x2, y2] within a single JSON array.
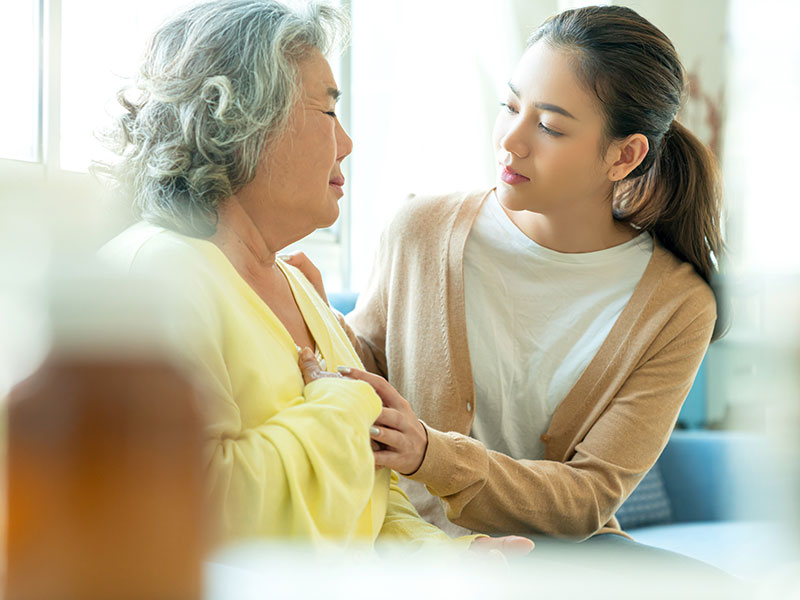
[[370, 408, 410, 450], [469, 535, 534, 556], [298, 347, 342, 384], [373, 407, 403, 431], [279, 251, 305, 264], [279, 252, 327, 303], [340, 366, 427, 474], [470, 536, 494, 551], [298, 347, 323, 385], [370, 421, 403, 449], [279, 251, 316, 274], [500, 536, 535, 555], [370, 425, 427, 475]]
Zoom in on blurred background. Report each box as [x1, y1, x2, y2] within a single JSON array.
[[0, 0, 798, 596]]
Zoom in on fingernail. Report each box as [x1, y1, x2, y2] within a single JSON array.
[[337, 365, 351, 374], [278, 254, 292, 261], [369, 426, 380, 437]]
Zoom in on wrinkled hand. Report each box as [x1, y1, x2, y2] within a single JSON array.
[[297, 347, 341, 385], [337, 366, 428, 475], [469, 535, 534, 557], [280, 251, 327, 304]]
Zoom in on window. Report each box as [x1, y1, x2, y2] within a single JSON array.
[[0, 1, 41, 162], [1, 0, 195, 174], [60, 0, 196, 172], [0, 0, 348, 288]]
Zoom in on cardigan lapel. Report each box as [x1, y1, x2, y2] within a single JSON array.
[[443, 189, 491, 419], [277, 260, 337, 369], [543, 239, 672, 462]]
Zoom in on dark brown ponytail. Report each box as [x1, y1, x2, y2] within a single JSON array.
[[530, 6, 727, 340], [615, 121, 728, 341], [613, 120, 723, 285]]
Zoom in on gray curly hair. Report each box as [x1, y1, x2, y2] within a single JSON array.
[[96, 0, 348, 236]]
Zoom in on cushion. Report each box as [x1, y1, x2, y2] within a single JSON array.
[[615, 462, 673, 530]]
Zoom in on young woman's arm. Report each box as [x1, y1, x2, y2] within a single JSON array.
[[404, 301, 715, 539]]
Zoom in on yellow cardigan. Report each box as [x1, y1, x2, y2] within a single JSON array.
[[101, 222, 462, 549]]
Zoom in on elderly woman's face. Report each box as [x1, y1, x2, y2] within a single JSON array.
[[240, 48, 352, 246]]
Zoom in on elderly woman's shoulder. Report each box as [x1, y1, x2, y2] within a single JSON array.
[[101, 222, 196, 268], [99, 221, 219, 293], [98, 222, 226, 337], [385, 189, 489, 238]]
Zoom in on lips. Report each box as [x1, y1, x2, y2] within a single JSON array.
[[500, 165, 530, 185], [328, 175, 345, 198]]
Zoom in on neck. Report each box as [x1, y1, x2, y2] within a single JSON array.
[[210, 197, 278, 275], [497, 191, 638, 253]]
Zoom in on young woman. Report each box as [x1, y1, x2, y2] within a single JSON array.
[[295, 4, 724, 545]]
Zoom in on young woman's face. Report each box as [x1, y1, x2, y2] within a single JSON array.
[[492, 41, 615, 216]]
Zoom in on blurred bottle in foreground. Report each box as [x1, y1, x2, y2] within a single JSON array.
[[5, 266, 208, 600]]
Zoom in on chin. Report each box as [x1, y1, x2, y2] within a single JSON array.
[[318, 204, 340, 229], [495, 185, 529, 212]]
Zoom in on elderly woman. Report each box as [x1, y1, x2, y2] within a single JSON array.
[[98, 0, 531, 554]]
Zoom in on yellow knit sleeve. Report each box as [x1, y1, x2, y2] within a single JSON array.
[[376, 470, 477, 551], [206, 376, 383, 545]]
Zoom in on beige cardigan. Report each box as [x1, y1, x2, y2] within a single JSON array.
[[344, 189, 716, 540]]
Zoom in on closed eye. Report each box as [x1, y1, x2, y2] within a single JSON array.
[[539, 123, 563, 137], [500, 102, 518, 115], [324, 111, 337, 118]]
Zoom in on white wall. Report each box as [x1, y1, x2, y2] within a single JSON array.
[[347, 0, 560, 291]]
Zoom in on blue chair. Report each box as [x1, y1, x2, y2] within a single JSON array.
[[328, 291, 359, 316], [625, 430, 787, 579], [677, 356, 708, 429]]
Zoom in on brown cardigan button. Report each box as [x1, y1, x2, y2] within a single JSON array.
[[540, 434, 551, 443]]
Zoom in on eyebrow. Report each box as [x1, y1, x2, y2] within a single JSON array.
[[508, 81, 577, 120], [328, 87, 342, 102]]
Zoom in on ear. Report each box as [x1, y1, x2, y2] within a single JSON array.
[[606, 133, 649, 182]]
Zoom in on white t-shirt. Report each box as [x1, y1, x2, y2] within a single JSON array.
[[464, 192, 653, 460]]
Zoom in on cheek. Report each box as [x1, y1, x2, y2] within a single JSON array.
[[313, 130, 338, 174], [550, 142, 602, 178]]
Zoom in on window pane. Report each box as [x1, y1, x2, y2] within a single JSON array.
[[0, 1, 40, 162], [59, 0, 194, 172]]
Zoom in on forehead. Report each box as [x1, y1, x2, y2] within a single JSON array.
[[512, 41, 603, 121], [297, 48, 338, 100]]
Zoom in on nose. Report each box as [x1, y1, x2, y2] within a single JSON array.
[[498, 116, 530, 160], [336, 118, 353, 161]]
